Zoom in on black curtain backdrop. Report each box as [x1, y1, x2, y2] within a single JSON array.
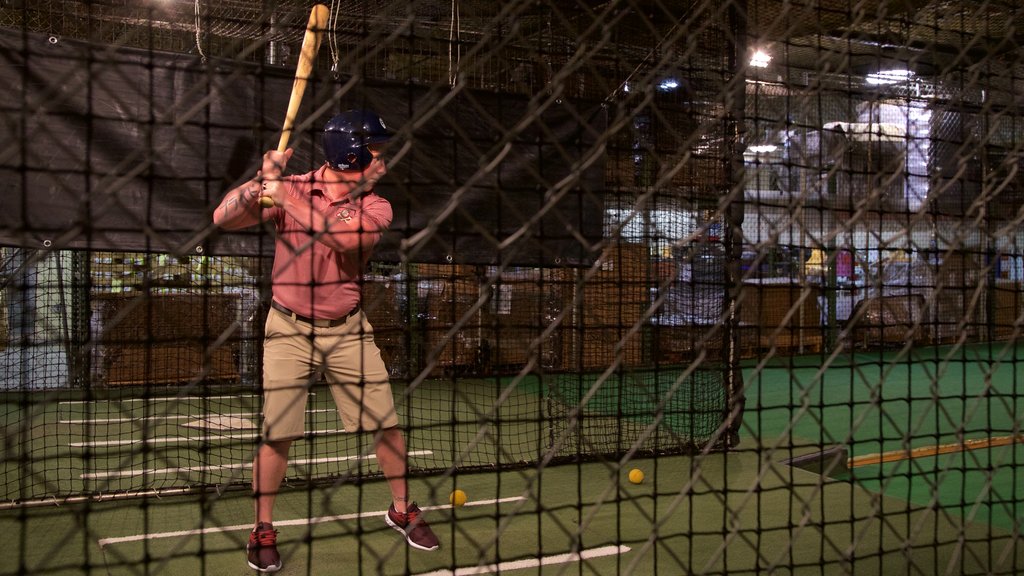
[[0, 29, 606, 266]]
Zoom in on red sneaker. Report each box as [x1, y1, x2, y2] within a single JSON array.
[[246, 522, 281, 572], [385, 503, 439, 551]]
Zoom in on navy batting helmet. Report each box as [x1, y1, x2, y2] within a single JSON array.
[[322, 109, 393, 171]]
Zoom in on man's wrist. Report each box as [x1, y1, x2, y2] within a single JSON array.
[[243, 182, 261, 202]]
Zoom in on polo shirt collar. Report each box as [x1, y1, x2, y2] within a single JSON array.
[[312, 164, 358, 204]]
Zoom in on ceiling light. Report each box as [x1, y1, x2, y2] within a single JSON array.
[[750, 50, 772, 68], [658, 78, 679, 91], [866, 69, 914, 85], [747, 144, 777, 154]]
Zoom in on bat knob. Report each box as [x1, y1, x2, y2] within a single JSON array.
[[259, 196, 276, 208]]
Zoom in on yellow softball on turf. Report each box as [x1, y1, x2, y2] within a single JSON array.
[[628, 468, 645, 484], [449, 489, 467, 507]]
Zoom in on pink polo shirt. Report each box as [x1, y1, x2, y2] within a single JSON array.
[[267, 164, 392, 319]]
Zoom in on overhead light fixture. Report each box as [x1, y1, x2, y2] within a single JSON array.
[[658, 78, 679, 91], [865, 68, 914, 85], [747, 144, 778, 154], [750, 50, 772, 68]]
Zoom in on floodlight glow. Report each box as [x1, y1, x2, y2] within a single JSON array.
[[750, 50, 772, 68], [658, 78, 679, 91], [866, 69, 914, 85]]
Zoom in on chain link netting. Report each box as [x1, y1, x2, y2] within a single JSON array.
[[1, 0, 1023, 574]]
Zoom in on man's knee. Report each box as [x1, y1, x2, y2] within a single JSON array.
[[374, 426, 405, 450], [259, 438, 293, 457]]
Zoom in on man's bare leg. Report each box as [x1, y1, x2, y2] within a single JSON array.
[[375, 427, 408, 513], [253, 439, 292, 523]]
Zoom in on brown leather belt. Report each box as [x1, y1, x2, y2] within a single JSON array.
[[271, 301, 359, 328]]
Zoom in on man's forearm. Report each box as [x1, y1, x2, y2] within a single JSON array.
[[213, 179, 263, 229]]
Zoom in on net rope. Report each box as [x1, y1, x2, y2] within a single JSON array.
[[1, 0, 1023, 574]]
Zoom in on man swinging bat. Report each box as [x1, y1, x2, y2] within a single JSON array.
[[213, 3, 436, 572], [213, 109, 439, 572]]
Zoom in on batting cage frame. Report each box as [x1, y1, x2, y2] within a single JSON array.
[[2, 1, 1024, 575]]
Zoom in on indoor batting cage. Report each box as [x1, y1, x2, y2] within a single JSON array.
[[1, 0, 1023, 574]]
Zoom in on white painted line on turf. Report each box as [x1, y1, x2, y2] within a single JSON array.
[[69, 427, 346, 448], [96, 496, 527, 548], [0, 486, 210, 510], [413, 545, 631, 576], [59, 394, 287, 405], [79, 450, 433, 479], [61, 412, 257, 425], [71, 433, 259, 447], [60, 409, 333, 425]]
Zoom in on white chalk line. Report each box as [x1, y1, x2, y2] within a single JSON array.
[[80, 449, 433, 479], [73, 432, 261, 447], [61, 409, 333, 425], [97, 496, 526, 548], [413, 545, 632, 575], [70, 426, 347, 448], [62, 412, 257, 425], [60, 394, 289, 406]]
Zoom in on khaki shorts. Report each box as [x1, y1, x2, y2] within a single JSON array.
[[260, 306, 398, 441]]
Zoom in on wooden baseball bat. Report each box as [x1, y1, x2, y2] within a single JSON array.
[[847, 434, 1024, 468], [260, 3, 330, 207]]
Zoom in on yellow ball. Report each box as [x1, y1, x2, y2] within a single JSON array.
[[628, 468, 645, 484], [449, 489, 467, 507]]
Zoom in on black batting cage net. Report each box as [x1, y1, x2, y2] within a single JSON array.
[[1, 1, 1023, 575]]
